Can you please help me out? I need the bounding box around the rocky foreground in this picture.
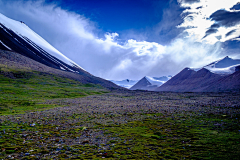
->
[0,90,240,159]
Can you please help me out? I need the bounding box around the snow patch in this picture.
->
[0,40,12,50]
[60,66,66,70]
[145,76,171,86]
[205,64,239,75]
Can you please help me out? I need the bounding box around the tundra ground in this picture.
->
[0,68,240,159]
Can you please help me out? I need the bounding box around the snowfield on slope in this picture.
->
[0,13,85,71]
[192,56,240,75]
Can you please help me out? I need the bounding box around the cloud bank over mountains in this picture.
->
[0,0,239,80]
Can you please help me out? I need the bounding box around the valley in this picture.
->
[0,49,239,159]
[0,11,239,160]
[0,69,240,159]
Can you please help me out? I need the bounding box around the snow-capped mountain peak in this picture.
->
[204,56,240,69]
[192,56,240,75]
[129,76,172,91]
[0,13,85,71]
[145,76,165,86]
[110,76,172,90]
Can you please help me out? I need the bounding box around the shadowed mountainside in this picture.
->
[0,49,123,90]
[155,67,234,92]
[204,68,240,92]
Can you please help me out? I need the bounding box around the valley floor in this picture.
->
[0,90,240,159]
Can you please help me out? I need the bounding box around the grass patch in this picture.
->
[103,113,240,159]
[0,68,108,115]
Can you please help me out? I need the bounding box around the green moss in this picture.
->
[102,113,240,159]
[0,69,109,115]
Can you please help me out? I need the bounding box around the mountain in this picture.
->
[130,76,171,91]
[145,76,172,87]
[203,67,240,92]
[156,68,223,92]
[156,56,240,92]
[0,13,121,89]
[194,56,240,75]
[130,77,155,91]
[0,13,86,73]
[111,76,171,89]
[204,56,240,69]
[236,65,240,72]
[110,79,137,89]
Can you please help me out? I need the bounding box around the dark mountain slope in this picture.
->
[156,68,224,92]
[0,49,122,90]
[236,65,240,72]
[188,68,223,90]
[155,68,196,92]
[204,68,240,92]
[163,68,196,86]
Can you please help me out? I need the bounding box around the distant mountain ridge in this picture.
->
[193,56,240,75]
[204,56,240,68]
[156,56,240,92]
[130,77,155,91]
[130,76,171,91]
[110,79,137,89]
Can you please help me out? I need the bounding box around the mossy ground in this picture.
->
[0,67,108,115]
[102,113,240,159]
[0,107,239,159]
[0,68,240,159]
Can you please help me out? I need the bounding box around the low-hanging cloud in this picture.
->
[0,0,236,80]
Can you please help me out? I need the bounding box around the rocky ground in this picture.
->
[0,90,240,159]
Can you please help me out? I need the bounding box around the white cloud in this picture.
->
[105,32,119,42]
[124,40,166,57]
[178,0,240,44]
[0,0,235,81]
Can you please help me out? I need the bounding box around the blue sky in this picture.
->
[44,0,183,44]
[45,0,169,32]
[0,0,239,80]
